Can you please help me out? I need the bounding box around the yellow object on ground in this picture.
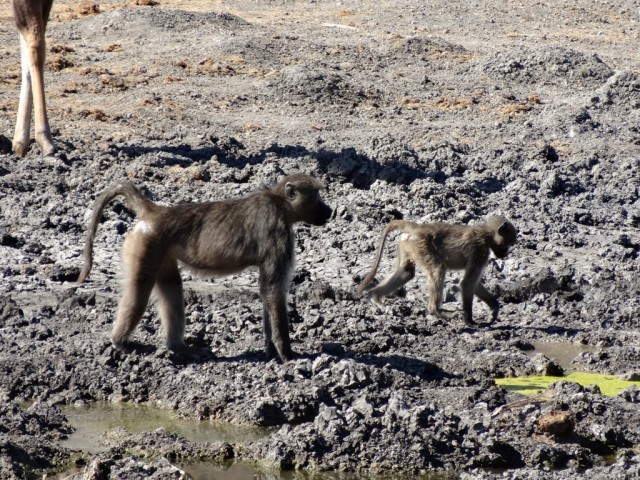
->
[495,372,640,396]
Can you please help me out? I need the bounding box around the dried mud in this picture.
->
[0,0,639,479]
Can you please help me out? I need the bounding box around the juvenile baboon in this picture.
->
[78,174,332,362]
[356,216,517,326]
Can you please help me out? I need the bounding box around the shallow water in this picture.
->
[60,401,272,453]
[181,463,454,480]
[526,341,597,371]
[57,401,453,480]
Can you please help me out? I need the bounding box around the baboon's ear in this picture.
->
[285,182,296,199]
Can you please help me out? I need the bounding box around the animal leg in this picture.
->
[111,234,161,351]
[154,256,188,353]
[475,282,500,322]
[13,3,55,157]
[13,33,34,157]
[366,241,416,311]
[426,266,450,318]
[260,280,292,362]
[460,265,483,327]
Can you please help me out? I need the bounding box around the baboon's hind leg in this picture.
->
[475,282,500,322]
[366,242,416,312]
[153,257,211,359]
[425,265,454,318]
[111,235,161,352]
[154,256,188,353]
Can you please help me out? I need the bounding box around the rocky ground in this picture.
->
[0,0,639,478]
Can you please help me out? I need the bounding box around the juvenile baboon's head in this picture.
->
[487,216,517,259]
[280,174,332,226]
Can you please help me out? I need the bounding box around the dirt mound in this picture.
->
[480,46,614,88]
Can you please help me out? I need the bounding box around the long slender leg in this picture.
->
[13,33,34,157]
[13,0,55,157]
[111,234,162,351]
[475,282,500,322]
[154,256,187,352]
[29,26,55,156]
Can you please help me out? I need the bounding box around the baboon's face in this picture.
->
[493,221,517,259]
[286,182,332,226]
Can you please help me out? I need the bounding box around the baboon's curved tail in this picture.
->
[77,181,155,284]
[356,220,417,295]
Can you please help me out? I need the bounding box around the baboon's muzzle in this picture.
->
[312,202,332,226]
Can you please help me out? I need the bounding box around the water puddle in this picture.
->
[59,401,271,453]
[181,463,454,480]
[525,341,597,372]
[54,402,453,480]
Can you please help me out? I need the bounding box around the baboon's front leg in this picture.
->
[460,266,483,327]
[260,280,292,362]
[475,282,500,322]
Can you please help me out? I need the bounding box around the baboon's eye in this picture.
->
[285,183,297,199]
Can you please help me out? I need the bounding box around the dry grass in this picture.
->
[78,0,101,16]
[47,56,75,71]
[434,96,474,110]
[499,93,542,117]
[104,44,124,53]
[78,108,109,121]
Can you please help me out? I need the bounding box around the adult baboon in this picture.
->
[357,216,517,326]
[78,174,332,362]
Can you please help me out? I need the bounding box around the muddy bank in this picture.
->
[1,0,639,478]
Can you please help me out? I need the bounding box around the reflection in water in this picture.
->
[60,402,271,453]
[526,341,597,371]
[182,462,455,480]
[58,402,456,480]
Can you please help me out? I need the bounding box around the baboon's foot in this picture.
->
[169,343,213,361]
[276,349,296,363]
[489,305,500,323]
[462,315,477,328]
[265,343,295,363]
[366,291,387,313]
[113,340,156,354]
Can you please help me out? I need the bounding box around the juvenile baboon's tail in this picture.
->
[77,181,155,284]
[356,220,417,295]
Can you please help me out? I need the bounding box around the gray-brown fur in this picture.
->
[357,216,517,326]
[78,173,332,362]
